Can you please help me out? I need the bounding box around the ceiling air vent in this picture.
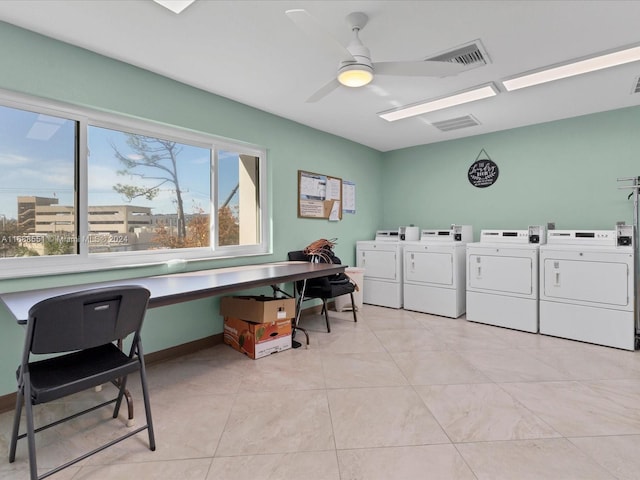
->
[634,76,640,94]
[431,115,480,132]
[426,40,489,66]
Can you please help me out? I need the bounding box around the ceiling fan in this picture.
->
[286,9,472,102]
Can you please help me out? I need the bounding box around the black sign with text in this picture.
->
[468,158,499,188]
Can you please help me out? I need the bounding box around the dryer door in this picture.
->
[467,248,536,297]
[542,252,632,308]
[357,244,399,281]
[405,247,453,286]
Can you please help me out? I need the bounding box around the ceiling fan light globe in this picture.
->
[338,65,373,87]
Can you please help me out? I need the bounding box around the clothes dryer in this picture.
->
[539,226,635,350]
[356,227,419,308]
[466,226,545,333]
[403,225,473,318]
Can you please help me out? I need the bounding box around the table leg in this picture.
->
[292,279,310,348]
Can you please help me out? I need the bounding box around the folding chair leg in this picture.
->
[322,299,331,333]
[136,341,156,451]
[349,292,358,323]
[112,376,136,427]
[8,384,44,480]
[24,380,38,480]
[9,388,23,463]
[116,339,135,424]
[113,376,129,419]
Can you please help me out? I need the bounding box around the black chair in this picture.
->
[287,250,357,333]
[9,285,156,480]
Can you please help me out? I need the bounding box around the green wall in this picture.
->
[0,21,383,396]
[381,106,640,236]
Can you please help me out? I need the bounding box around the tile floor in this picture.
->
[3,305,640,479]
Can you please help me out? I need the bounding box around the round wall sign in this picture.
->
[468,159,499,188]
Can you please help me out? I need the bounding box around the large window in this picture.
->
[0,92,268,278]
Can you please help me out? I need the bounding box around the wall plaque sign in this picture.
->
[468,149,499,188]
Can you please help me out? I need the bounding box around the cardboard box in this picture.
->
[220,295,296,324]
[223,316,292,359]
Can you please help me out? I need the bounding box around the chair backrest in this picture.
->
[287,250,310,262]
[26,285,150,355]
[288,249,343,265]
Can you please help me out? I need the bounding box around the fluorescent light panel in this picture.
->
[378,84,497,122]
[152,0,196,14]
[503,45,640,91]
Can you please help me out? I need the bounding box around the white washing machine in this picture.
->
[356,227,419,309]
[466,226,545,333]
[539,226,635,350]
[403,225,473,318]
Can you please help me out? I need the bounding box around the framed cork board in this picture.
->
[298,170,342,220]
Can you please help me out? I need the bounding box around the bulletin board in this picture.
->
[298,170,343,220]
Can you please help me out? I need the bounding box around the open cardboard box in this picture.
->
[220,295,295,324]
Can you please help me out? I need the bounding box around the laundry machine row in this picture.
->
[465,224,636,350]
[357,224,637,350]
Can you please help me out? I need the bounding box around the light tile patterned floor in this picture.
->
[3,305,640,479]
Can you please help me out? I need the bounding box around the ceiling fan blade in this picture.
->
[306,78,341,103]
[373,60,472,77]
[286,9,355,63]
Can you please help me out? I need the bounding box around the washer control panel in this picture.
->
[547,229,619,246]
[420,225,473,243]
[480,226,545,244]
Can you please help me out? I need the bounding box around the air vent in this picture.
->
[426,40,489,66]
[431,115,480,132]
[634,76,640,94]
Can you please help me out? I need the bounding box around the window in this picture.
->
[217,149,260,248]
[0,105,78,259]
[87,125,212,253]
[0,92,269,278]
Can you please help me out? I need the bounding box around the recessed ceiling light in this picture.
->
[377,84,498,122]
[502,44,640,91]
[152,0,196,14]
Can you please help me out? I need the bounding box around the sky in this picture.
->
[0,104,240,220]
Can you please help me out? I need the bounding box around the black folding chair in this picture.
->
[288,250,358,333]
[9,285,156,480]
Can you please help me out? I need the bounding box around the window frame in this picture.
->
[0,89,270,279]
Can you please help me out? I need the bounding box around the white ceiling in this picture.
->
[0,0,639,152]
